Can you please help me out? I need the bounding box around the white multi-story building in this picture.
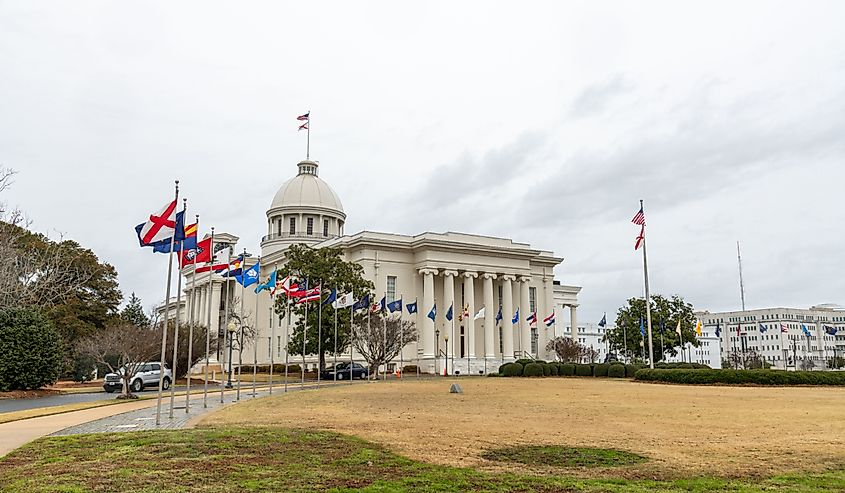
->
[697,304,845,369]
[172,158,583,375]
[661,326,722,369]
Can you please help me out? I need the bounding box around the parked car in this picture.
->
[320,362,369,380]
[103,362,172,393]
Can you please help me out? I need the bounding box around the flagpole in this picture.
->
[367,299,372,381]
[333,285,338,382]
[269,264,276,395]
[237,248,246,401]
[284,285,290,393]
[203,227,215,408]
[382,292,387,382]
[306,111,311,160]
[415,298,420,379]
[317,279,323,385]
[185,213,199,413]
[399,295,404,380]
[349,291,354,385]
[640,199,655,369]
[252,256,260,397]
[221,247,232,403]
[168,198,187,418]
[155,180,179,426]
[302,278,308,389]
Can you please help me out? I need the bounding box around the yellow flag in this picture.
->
[695,319,702,336]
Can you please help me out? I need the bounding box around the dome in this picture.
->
[268,160,344,215]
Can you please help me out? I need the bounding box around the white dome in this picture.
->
[269,160,344,215]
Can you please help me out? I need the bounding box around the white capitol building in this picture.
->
[178,158,582,374]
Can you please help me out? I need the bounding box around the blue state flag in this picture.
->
[378,296,386,312]
[825,325,838,336]
[759,323,768,333]
[598,314,606,327]
[322,288,337,307]
[427,303,437,321]
[352,294,370,312]
[715,322,721,338]
[236,261,260,287]
[446,303,454,322]
[406,300,417,314]
[639,317,645,337]
[495,307,503,324]
[512,308,519,324]
[254,270,276,294]
[801,324,812,337]
[387,298,403,313]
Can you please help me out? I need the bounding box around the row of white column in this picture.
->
[418,268,573,362]
[185,279,222,336]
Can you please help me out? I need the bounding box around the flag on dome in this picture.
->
[427,303,436,321]
[387,298,403,313]
[236,261,260,287]
[543,312,555,327]
[406,300,417,314]
[334,292,355,309]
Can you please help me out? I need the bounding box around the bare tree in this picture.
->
[546,336,588,363]
[76,322,160,398]
[351,312,418,378]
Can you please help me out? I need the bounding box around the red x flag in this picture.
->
[135,200,182,246]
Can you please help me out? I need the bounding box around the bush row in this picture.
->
[238,364,303,374]
[498,361,646,378]
[653,362,711,369]
[634,368,845,386]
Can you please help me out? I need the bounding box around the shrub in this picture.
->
[548,363,559,376]
[284,364,302,374]
[515,359,533,367]
[402,365,419,374]
[625,364,644,378]
[0,308,63,391]
[593,363,610,377]
[559,363,575,376]
[498,363,513,375]
[523,362,544,377]
[541,363,552,376]
[575,364,593,377]
[608,364,626,378]
[502,362,524,377]
[633,368,845,386]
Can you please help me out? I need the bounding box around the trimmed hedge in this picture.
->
[575,364,593,377]
[498,363,513,375]
[502,362,524,377]
[548,363,559,376]
[559,363,575,376]
[608,364,626,378]
[515,359,534,367]
[625,364,644,378]
[654,362,710,370]
[541,363,552,376]
[523,362,544,377]
[634,368,845,386]
[593,363,610,377]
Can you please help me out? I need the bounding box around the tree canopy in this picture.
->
[607,294,698,362]
[274,245,374,370]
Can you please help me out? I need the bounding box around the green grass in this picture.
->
[0,427,844,492]
[481,445,646,468]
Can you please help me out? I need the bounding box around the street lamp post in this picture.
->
[435,328,440,375]
[444,333,449,376]
[226,320,236,389]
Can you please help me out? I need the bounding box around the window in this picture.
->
[289,217,296,234]
[277,219,282,235]
[387,276,397,302]
[323,219,329,237]
[277,336,282,356]
[307,217,314,235]
[529,287,536,313]
[497,286,503,309]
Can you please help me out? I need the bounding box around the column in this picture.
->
[463,272,478,360]
[198,285,207,326]
[570,304,578,343]
[501,275,515,361]
[519,276,532,358]
[210,282,222,341]
[420,268,437,361]
[482,273,496,359]
[443,270,458,371]
[542,276,554,358]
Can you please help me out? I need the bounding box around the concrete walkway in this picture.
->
[0,380,347,457]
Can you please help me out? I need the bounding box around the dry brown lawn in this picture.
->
[199,378,845,479]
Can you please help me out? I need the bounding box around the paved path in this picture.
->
[0,385,196,413]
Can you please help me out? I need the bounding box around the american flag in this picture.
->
[297,112,309,121]
[631,207,645,225]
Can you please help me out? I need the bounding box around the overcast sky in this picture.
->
[2,1,844,322]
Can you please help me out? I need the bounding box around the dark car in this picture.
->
[320,362,369,380]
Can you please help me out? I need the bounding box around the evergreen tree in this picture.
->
[120,292,150,328]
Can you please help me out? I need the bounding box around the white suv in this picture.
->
[103,362,172,393]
